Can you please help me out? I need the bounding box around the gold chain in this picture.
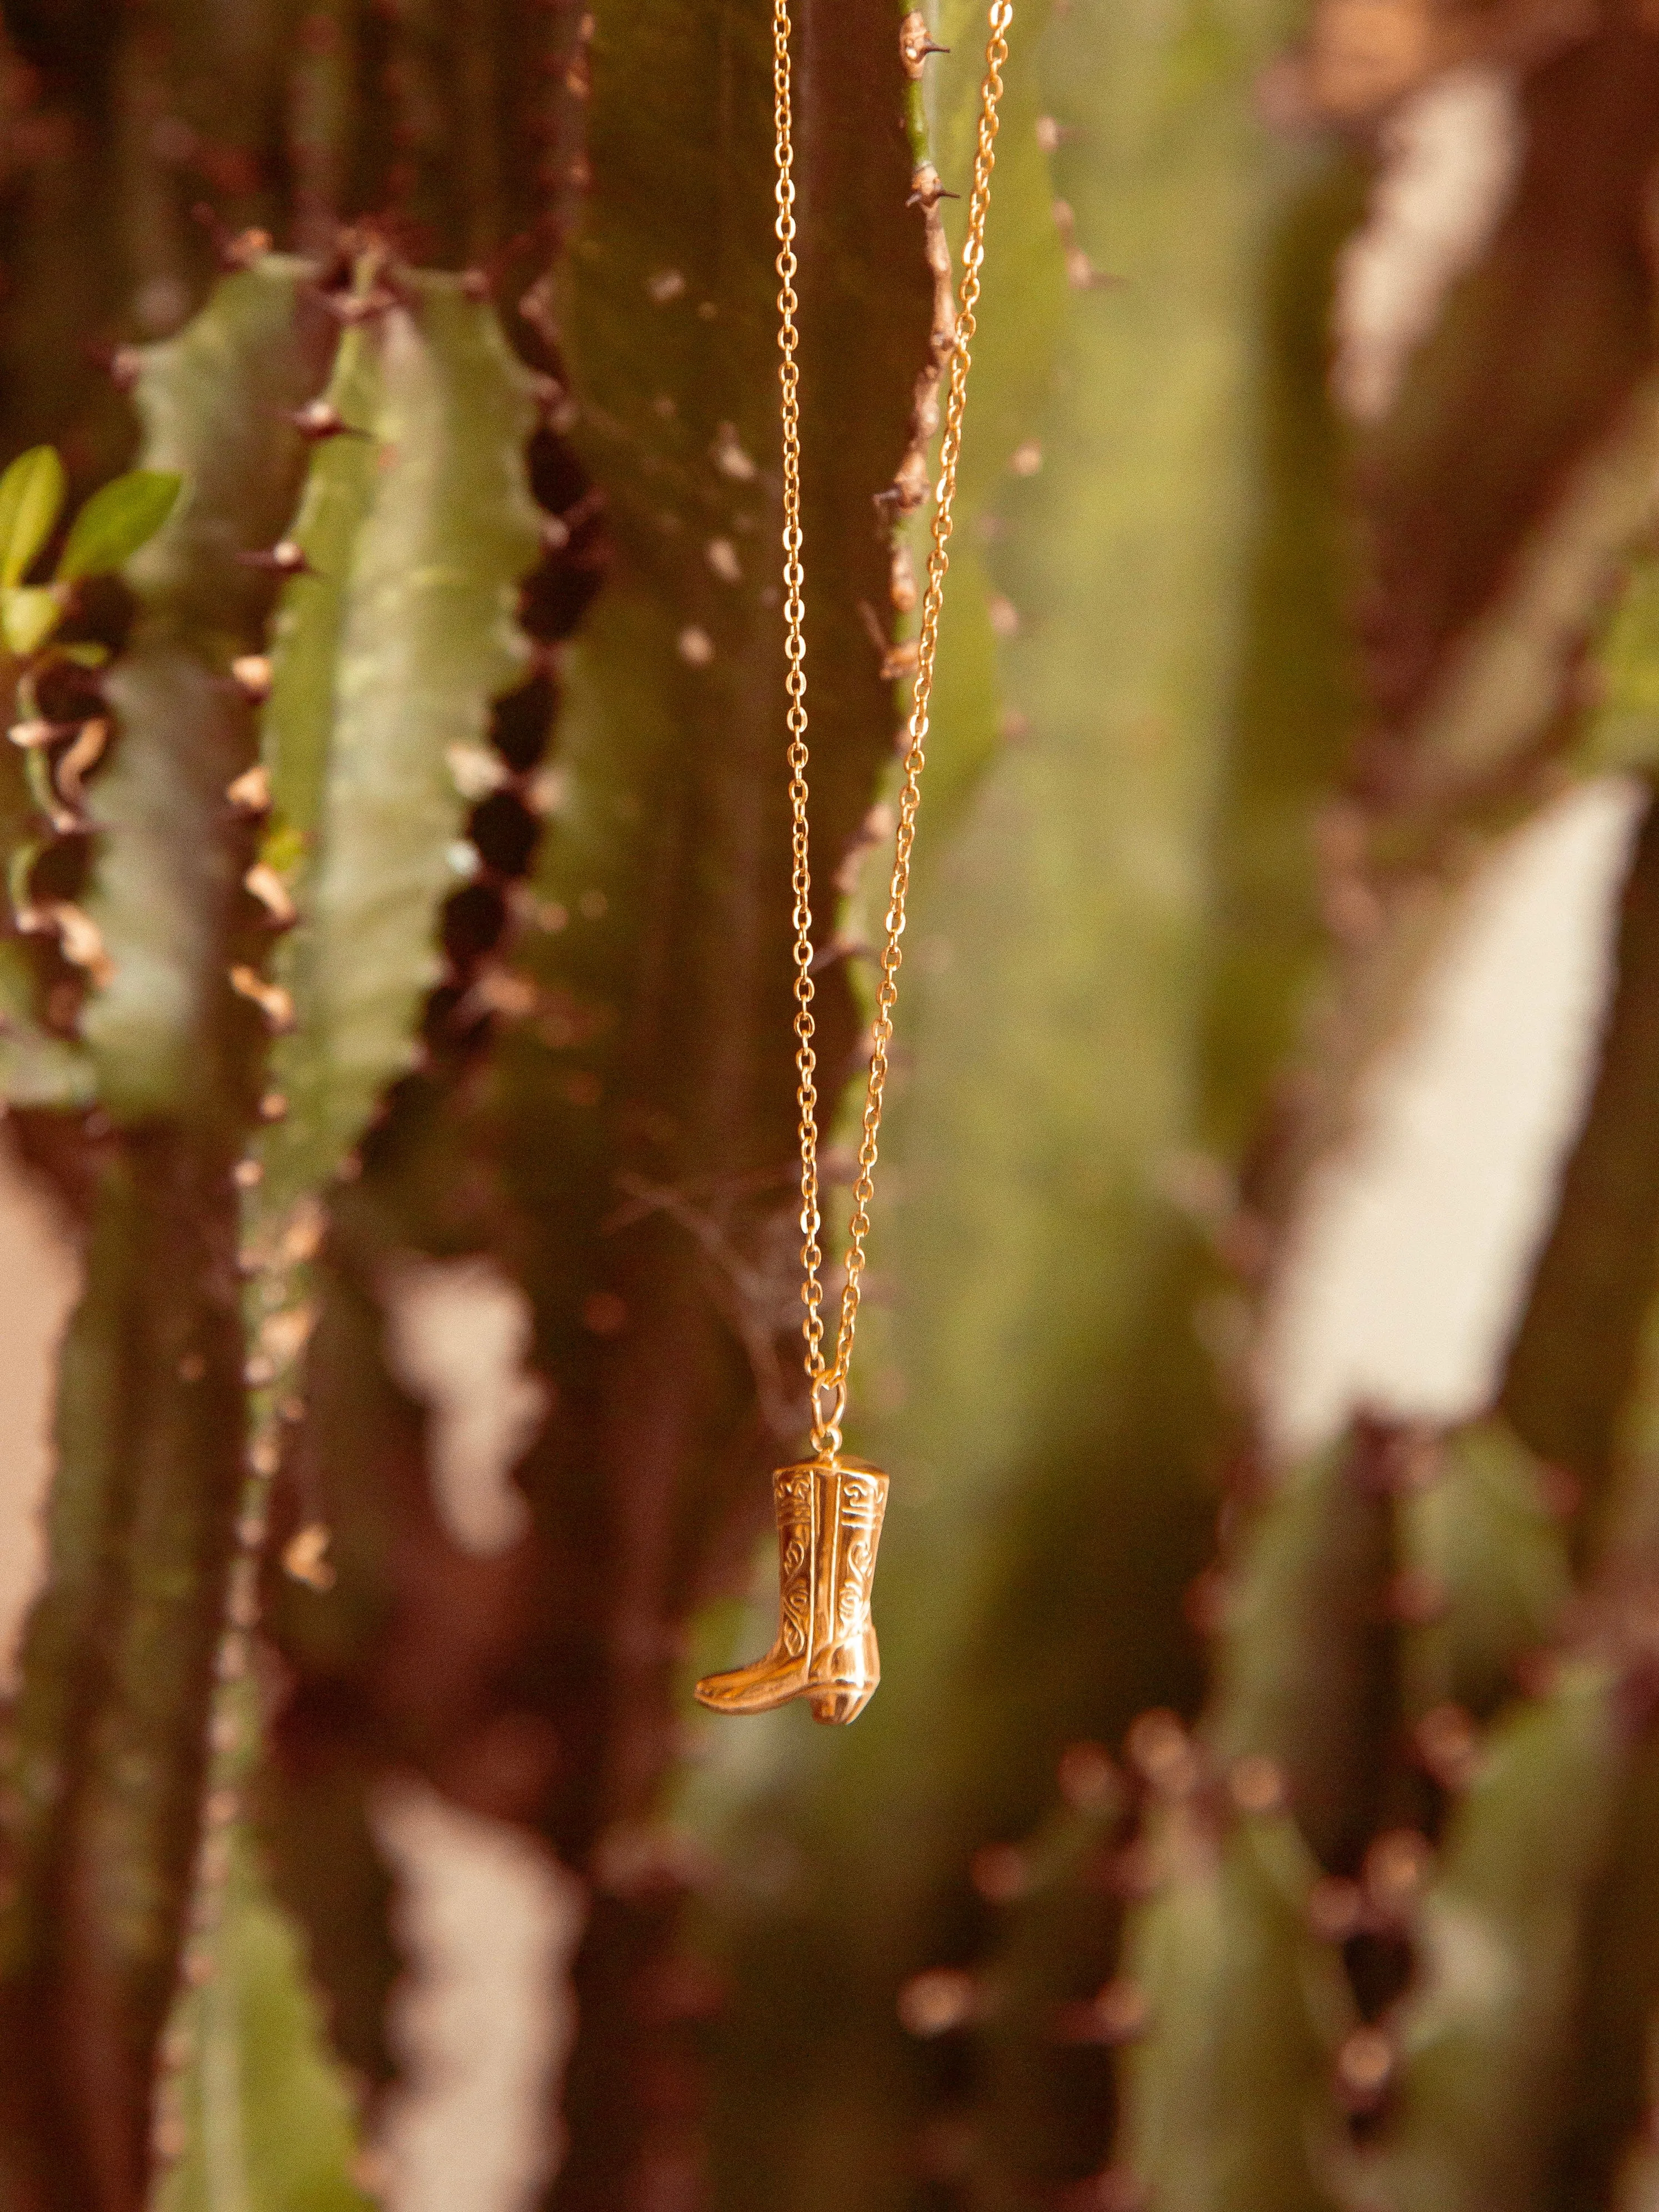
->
[774,0,1012,1460]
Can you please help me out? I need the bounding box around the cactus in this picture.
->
[0,222,544,2205]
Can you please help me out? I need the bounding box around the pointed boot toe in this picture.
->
[694,1656,808,1715]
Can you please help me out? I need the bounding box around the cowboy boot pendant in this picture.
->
[695,1458,889,1724]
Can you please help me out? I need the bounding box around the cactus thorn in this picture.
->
[1308,1874,1364,1943]
[1227,1751,1286,1815]
[54,717,108,810]
[89,341,144,392]
[230,653,273,702]
[226,762,272,814]
[1051,199,1122,290]
[288,399,365,443]
[33,901,114,984]
[1363,1828,1432,1924]
[283,1522,336,1591]
[1057,1740,1119,1811]
[244,861,297,927]
[1125,1708,1198,1797]
[889,539,917,614]
[1058,1975,1150,2047]
[229,963,295,1030]
[1415,1700,1482,1789]
[971,1841,1030,1904]
[1386,1565,1449,1626]
[150,2111,188,2165]
[193,204,272,269]
[882,637,921,683]
[1107,1836,1160,1899]
[322,285,399,326]
[897,1966,979,2038]
[711,423,758,482]
[1335,2024,1396,2110]
[240,539,314,577]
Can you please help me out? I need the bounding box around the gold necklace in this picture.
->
[696,0,1012,1725]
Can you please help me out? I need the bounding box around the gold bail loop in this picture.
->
[810,1372,846,1460]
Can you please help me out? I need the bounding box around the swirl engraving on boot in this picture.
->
[776,1471,813,1660]
[832,1475,885,1640]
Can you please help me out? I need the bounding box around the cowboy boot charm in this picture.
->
[695,1459,889,1725]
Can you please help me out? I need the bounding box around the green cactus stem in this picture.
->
[0,263,317,2212]
[148,258,541,2203]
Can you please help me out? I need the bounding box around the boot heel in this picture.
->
[806,1625,881,1726]
[810,1679,878,1726]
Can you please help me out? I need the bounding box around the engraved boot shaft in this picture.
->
[693,1462,819,1714]
[772,1465,817,1662]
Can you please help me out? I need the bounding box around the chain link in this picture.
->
[777,0,1013,1460]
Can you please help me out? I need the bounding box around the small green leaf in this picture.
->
[56,469,183,582]
[0,448,66,587]
[2,586,68,658]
